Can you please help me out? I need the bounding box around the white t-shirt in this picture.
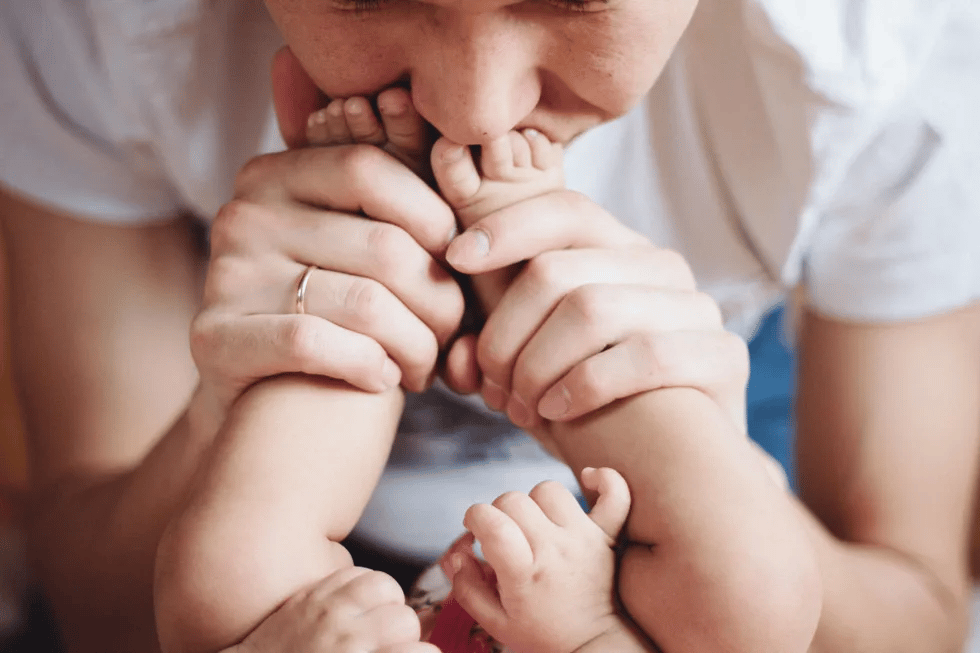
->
[2,0,978,559]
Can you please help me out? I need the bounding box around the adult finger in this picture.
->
[298,268,440,391]
[445,190,650,275]
[281,207,465,345]
[504,284,722,426]
[476,248,699,395]
[191,312,401,393]
[537,329,750,430]
[234,145,457,255]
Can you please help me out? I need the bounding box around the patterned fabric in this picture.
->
[408,564,509,653]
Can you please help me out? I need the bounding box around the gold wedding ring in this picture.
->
[295,264,317,315]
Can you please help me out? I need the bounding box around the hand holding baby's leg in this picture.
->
[450,470,635,653]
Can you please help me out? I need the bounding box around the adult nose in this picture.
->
[410,12,541,145]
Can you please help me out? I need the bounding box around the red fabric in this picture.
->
[427,596,488,653]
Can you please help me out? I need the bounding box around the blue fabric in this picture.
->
[746,305,798,490]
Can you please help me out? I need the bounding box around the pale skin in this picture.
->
[158,96,807,653]
[1,0,979,652]
[448,467,650,653]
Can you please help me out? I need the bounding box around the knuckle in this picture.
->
[720,331,750,379]
[234,153,274,193]
[530,480,569,503]
[363,570,405,603]
[564,284,607,328]
[574,358,607,400]
[364,223,415,276]
[635,333,669,381]
[278,318,324,368]
[660,249,697,290]
[188,313,220,366]
[210,200,270,254]
[522,252,566,291]
[343,277,389,327]
[493,490,528,512]
[203,255,250,301]
[338,143,388,186]
[693,291,724,326]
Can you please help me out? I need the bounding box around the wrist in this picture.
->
[573,617,657,653]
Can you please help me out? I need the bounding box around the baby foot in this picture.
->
[431,130,564,231]
[306,87,432,178]
[430,130,564,319]
[449,468,631,653]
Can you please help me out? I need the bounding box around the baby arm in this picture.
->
[551,389,821,653]
[154,376,419,653]
[450,467,656,653]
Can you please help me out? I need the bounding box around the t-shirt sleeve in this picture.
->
[803,115,979,322]
[758,0,980,322]
[0,2,184,224]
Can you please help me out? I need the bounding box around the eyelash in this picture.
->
[344,0,596,12]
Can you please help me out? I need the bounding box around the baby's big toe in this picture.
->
[431,137,483,210]
[378,87,429,159]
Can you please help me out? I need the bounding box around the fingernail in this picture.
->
[454,229,490,260]
[381,359,401,389]
[538,385,571,420]
[481,378,507,412]
[507,394,532,429]
[442,145,466,163]
[446,223,459,245]
[523,128,540,139]
[450,553,464,575]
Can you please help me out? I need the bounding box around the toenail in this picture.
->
[442,145,465,163]
[327,101,344,117]
[346,101,363,115]
[308,109,329,127]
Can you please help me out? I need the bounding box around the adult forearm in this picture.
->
[28,406,212,652]
[547,389,821,653]
[802,508,969,653]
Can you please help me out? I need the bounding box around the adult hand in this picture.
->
[234,567,439,653]
[188,47,465,440]
[443,190,749,442]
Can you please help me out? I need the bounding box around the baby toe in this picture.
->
[432,137,483,211]
[306,99,351,146]
[478,134,515,181]
[344,96,386,146]
[378,87,429,159]
[524,128,563,172]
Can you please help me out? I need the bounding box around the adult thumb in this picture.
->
[270,46,325,150]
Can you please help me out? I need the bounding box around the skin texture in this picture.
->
[264,0,698,147]
[2,0,979,652]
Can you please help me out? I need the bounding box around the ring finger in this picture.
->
[302,267,441,392]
